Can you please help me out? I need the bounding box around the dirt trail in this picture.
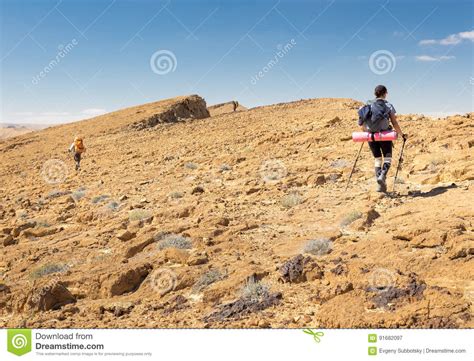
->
[0,96,472,328]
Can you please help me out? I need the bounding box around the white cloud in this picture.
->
[419,29,474,46]
[419,39,437,45]
[13,111,34,116]
[439,34,462,45]
[81,108,107,116]
[415,55,456,62]
[459,30,474,41]
[40,111,70,116]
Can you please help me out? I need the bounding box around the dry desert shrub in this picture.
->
[128,209,152,222]
[303,238,332,256]
[280,191,304,209]
[157,234,192,250]
[340,210,363,227]
[240,279,270,302]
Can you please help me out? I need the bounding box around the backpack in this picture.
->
[74,139,85,153]
[358,99,391,132]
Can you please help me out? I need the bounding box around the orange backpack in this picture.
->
[74,138,85,153]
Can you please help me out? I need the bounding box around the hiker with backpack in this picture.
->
[68,136,86,171]
[358,85,407,192]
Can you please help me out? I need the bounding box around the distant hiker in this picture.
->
[358,85,406,192]
[232,101,239,112]
[68,136,86,171]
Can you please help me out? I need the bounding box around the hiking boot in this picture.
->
[376,170,387,192]
[376,180,387,192]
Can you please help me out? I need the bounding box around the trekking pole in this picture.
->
[344,142,364,191]
[392,137,407,193]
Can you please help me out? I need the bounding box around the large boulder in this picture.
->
[28,280,76,311]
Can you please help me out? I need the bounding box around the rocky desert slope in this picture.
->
[0,95,472,328]
[0,125,36,140]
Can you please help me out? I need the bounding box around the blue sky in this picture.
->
[0,0,473,124]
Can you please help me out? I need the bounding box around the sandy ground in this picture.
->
[0,96,472,328]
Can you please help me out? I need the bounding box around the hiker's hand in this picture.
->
[402,133,408,141]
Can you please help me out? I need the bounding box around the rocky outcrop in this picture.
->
[130,95,210,130]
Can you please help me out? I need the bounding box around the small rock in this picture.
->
[258,320,270,328]
[119,195,128,201]
[63,203,75,211]
[2,235,16,247]
[23,227,60,238]
[2,227,12,235]
[117,230,136,242]
[12,221,36,237]
[187,252,209,266]
[177,208,191,218]
[191,186,205,195]
[216,217,230,227]
[315,175,326,185]
[246,187,260,195]
[162,248,189,264]
[65,196,75,204]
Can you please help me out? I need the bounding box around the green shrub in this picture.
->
[280,191,304,209]
[72,189,86,201]
[106,201,120,211]
[91,195,110,204]
[303,238,332,256]
[220,164,232,172]
[128,209,152,222]
[157,234,192,250]
[340,211,363,227]
[184,162,198,170]
[169,191,184,199]
[330,159,349,169]
[30,263,68,279]
[35,219,51,228]
[240,279,270,302]
[193,269,225,292]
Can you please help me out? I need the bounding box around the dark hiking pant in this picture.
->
[74,152,81,170]
[369,141,392,175]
